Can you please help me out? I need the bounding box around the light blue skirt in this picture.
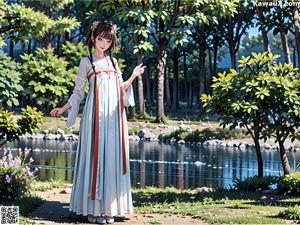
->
[69,71,133,217]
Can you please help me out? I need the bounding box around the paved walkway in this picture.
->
[27,185,207,225]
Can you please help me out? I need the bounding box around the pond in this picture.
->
[2,139,300,189]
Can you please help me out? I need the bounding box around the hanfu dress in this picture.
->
[66,54,134,217]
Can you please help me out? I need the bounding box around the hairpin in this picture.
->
[91,20,100,32]
[112,24,117,33]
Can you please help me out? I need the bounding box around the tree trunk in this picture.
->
[44,7,52,50]
[278,140,292,175]
[292,5,300,67]
[27,39,32,54]
[256,6,271,53]
[63,6,70,45]
[280,30,291,64]
[228,16,237,69]
[198,25,206,111]
[171,47,179,112]
[253,136,264,177]
[137,52,145,117]
[183,52,188,105]
[156,18,167,122]
[165,66,171,109]
[56,35,61,55]
[188,81,193,108]
[145,62,151,106]
[9,38,14,58]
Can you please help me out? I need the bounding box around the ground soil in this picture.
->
[27,184,208,225]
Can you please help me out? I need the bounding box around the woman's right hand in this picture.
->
[49,107,65,117]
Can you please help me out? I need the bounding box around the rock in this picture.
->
[59,134,66,141]
[32,133,44,139]
[158,124,168,128]
[44,134,60,140]
[203,141,209,146]
[57,128,64,135]
[206,139,223,146]
[59,189,68,194]
[178,140,185,144]
[179,124,188,130]
[190,187,213,195]
[41,129,49,135]
[170,137,177,143]
[138,128,157,141]
[137,130,145,139]
[194,161,205,167]
[263,143,272,150]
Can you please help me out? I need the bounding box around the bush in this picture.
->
[158,128,232,143]
[278,172,300,195]
[278,205,300,220]
[19,48,74,112]
[0,51,23,107]
[0,147,38,202]
[232,175,279,191]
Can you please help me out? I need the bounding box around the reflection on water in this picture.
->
[2,139,300,189]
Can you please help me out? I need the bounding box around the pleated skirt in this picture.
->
[69,73,133,217]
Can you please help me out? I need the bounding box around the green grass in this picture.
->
[132,186,300,224]
[31,179,70,192]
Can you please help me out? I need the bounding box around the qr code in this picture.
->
[0,206,19,225]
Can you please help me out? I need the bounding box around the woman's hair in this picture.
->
[86,20,118,72]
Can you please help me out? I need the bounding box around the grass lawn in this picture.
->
[2,180,299,224]
[132,186,300,224]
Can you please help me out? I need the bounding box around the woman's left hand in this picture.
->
[132,63,146,78]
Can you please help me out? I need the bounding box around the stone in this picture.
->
[57,128,64,135]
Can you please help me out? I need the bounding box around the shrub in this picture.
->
[0,51,23,107]
[0,147,38,201]
[277,172,300,195]
[232,175,279,191]
[19,48,74,112]
[278,205,300,220]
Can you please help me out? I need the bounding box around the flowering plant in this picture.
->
[0,147,38,201]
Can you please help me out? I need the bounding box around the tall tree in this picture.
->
[256,5,271,53]
[291,2,300,67]
[224,0,255,69]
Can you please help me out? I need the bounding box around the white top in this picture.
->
[66,55,135,128]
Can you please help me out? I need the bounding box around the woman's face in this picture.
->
[94,35,112,52]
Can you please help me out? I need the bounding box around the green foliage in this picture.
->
[17,106,44,135]
[0,106,43,145]
[278,205,300,221]
[0,147,38,202]
[201,51,300,174]
[232,175,279,191]
[0,51,23,107]
[0,0,79,46]
[20,48,73,111]
[158,128,248,143]
[278,172,300,195]
[0,1,52,45]
[61,41,89,69]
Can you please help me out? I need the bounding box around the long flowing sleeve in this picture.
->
[114,58,135,107]
[66,58,87,128]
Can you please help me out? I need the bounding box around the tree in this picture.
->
[224,0,255,70]
[202,51,300,176]
[0,106,43,146]
[256,5,271,53]
[261,3,294,64]
[19,48,73,113]
[0,51,23,107]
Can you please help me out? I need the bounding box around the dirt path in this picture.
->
[27,185,208,225]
